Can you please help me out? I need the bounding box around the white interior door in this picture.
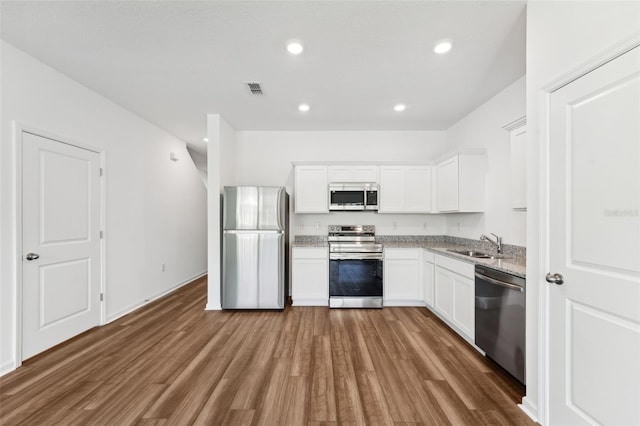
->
[22,131,102,360]
[547,46,640,425]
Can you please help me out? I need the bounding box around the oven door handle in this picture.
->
[475,273,524,292]
[330,253,384,260]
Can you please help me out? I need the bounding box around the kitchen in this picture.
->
[1,1,639,425]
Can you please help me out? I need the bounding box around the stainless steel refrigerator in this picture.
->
[222,186,289,309]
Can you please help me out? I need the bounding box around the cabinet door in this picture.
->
[328,165,354,182]
[353,165,379,182]
[379,166,406,212]
[434,267,454,320]
[452,274,474,338]
[328,165,379,183]
[384,259,422,302]
[292,248,328,305]
[510,127,527,209]
[406,166,432,212]
[436,156,459,212]
[423,260,435,308]
[295,166,328,213]
[384,249,422,304]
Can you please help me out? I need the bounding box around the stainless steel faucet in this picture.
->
[480,233,503,254]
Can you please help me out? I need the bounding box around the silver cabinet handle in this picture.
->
[545,272,564,285]
[26,253,40,261]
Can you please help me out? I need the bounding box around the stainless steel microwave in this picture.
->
[329,183,378,211]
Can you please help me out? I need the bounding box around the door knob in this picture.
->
[545,272,564,285]
[25,253,40,261]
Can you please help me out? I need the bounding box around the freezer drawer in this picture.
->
[222,231,285,309]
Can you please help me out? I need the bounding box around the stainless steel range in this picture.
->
[328,225,383,308]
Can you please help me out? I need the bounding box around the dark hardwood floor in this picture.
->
[0,276,535,425]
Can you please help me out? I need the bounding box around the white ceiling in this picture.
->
[1,1,526,153]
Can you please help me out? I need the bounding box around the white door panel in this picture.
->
[548,46,640,425]
[22,132,101,360]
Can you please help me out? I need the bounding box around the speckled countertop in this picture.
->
[291,236,328,248]
[293,235,526,278]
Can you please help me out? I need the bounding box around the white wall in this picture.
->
[526,1,640,422]
[0,42,208,374]
[234,131,448,236]
[443,76,526,246]
[206,114,237,310]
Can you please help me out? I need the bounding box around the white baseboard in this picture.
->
[291,299,329,307]
[0,360,17,377]
[106,270,207,323]
[205,302,222,310]
[519,397,539,423]
[382,299,425,307]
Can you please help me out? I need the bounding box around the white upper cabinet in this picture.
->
[503,116,527,210]
[379,165,433,213]
[435,152,486,212]
[294,165,328,213]
[328,165,379,183]
[379,166,406,212]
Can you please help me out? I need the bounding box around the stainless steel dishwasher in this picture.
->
[475,265,526,384]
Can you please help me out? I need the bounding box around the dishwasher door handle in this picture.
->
[475,273,524,292]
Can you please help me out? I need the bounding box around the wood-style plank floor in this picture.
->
[0,277,535,425]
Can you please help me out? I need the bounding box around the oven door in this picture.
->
[329,256,383,308]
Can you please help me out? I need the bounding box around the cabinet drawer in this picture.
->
[434,254,474,278]
[423,250,435,263]
[292,247,328,259]
[384,248,421,260]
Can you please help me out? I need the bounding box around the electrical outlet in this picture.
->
[161,263,166,272]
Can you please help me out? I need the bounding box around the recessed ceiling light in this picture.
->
[394,104,406,112]
[434,40,453,54]
[203,137,209,142]
[298,103,310,112]
[287,41,304,55]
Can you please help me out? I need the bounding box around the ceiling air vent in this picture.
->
[246,82,263,95]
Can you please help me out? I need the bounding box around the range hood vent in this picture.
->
[246,82,263,95]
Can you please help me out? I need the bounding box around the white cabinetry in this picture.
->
[294,165,328,213]
[384,248,423,306]
[379,165,433,213]
[504,116,527,210]
[291,247,329,306]
[328,165,379,183]
[422,250,435,308]
[436,153,486,212]
[433,254,475,342]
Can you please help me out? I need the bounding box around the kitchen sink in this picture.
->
[447,249,510,260]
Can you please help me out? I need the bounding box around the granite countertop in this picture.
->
[291,236,328,248]
[292,235,526,278]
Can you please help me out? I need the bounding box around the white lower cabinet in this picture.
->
[423,251,435,308]
[291,247,328,306]
[434,267,454,318]
[433,254,475,342]
[384,248,423,306]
